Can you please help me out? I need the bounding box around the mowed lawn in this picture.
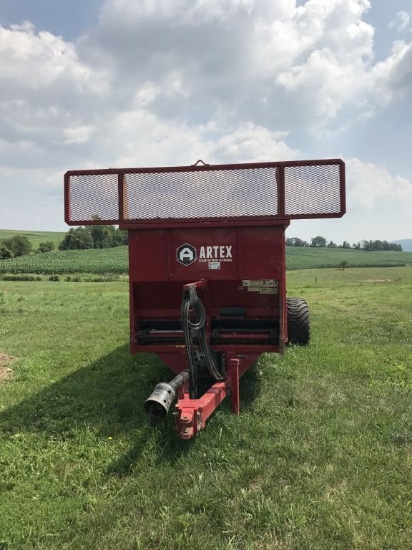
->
[0,267,411,549]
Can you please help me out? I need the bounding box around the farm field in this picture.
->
[0,247,129,277]
[0,229,65,250]
[0,266,411,549]
[286,245,412,269]
[1,245,412,276]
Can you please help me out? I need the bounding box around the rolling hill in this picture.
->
[393,239,412,252]
[0,229,65,249]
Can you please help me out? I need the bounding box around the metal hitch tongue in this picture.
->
[144,370,189,425]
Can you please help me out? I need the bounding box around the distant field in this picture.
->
[286,246,412,269]
[1,243,412,276]
[0,247,129,276]
[0,229,65,249]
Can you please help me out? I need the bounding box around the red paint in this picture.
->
[64,159,346,439]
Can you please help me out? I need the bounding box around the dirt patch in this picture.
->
[0,353,15,382]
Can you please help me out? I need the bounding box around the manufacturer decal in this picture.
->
[176,243,234,266]
[199,245,232,263]
[176,243,197,266]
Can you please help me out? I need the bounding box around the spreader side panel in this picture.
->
[64,159,345,225]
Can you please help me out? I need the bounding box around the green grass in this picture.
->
[286,246,412,269]
[1,245,412,277]
[0,267,411,549]
[0,229,65,250]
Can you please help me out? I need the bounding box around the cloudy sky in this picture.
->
[0,0,411,244]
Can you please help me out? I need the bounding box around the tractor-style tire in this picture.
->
[286,298,310,346]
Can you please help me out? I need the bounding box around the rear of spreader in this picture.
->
[65,159,345,438]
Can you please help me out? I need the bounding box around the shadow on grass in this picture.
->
[0,344,261,471]
[0,345,162,437]
[107,363,262,475]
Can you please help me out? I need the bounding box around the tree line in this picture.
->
[0,226,128,259]
[0,235,35,259]
[58,225,128,250]
[286,236,403,251]
[0,230,403,259]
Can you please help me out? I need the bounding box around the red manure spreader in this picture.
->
[64,159,345,439]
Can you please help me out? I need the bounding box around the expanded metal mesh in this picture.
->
[124,167,278,220]
[65,160,345,224]
[284,163,342,216]
[68,173,119,222]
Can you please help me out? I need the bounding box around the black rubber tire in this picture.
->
[286,297,310,346]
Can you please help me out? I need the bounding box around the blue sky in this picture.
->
[0,0,411,244]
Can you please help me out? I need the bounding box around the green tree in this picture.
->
[37,241,55,253]
[90,225,110,248]
[59,225,128,250]
[0,242,14,259]
[59,227,93,250]
[91,224,126,248]
[112,228,128,246]
[286,237,309,247]
[361,239,403,252]
[311,236,327,247]
[2,235,32,257]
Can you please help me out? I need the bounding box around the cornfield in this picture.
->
[0,247,128,275]
[0,246,411,276]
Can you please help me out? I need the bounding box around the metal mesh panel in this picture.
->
[65,160,345,225]
[68,173,119,222]
[284,164,342,216]
[124,167,278,220]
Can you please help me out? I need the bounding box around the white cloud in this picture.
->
[210,124,298,163]
[389,11,410,33]
[0,22,108,95]
[75,0,412,135]
[2,0,410,157]
[63,126,94,144]
[347,158,412,209]
[0,0,412,242]
[371,40,412,103]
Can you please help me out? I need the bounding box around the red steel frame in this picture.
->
[64,159,346,439]
[64,159,346,227]
[125,221,290,438]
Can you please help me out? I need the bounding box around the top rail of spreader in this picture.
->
[64,159,345,226]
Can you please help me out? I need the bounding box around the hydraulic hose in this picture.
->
[181,286,223,398]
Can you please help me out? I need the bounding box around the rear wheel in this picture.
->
[287,298,310,346]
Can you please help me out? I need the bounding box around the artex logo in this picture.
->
[176,243,197,266]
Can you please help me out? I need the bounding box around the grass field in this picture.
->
[1,245,412,277]
[0,267,411,549]
[0,229,65,250]
[286,246,412,269]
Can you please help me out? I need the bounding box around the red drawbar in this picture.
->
[176,358,241,439]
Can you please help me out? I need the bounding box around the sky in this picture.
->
[0,0,411,245]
